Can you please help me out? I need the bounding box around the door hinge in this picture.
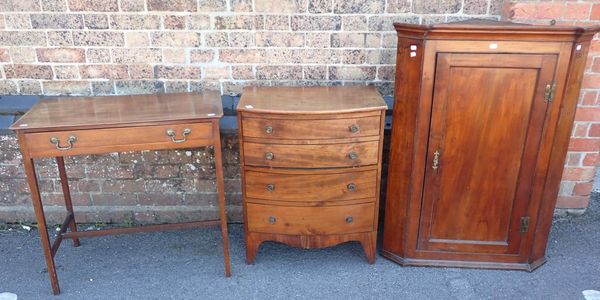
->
[544,82,556,102]
[519,216,530,234]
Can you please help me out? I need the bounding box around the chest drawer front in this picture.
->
[245,170,377,202]
[25,122,213,158]
[247,202,375,235]
[243,141,379,168]
[242,116,381,140]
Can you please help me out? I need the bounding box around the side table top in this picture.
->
[237,86,387,114]
[10,92,223,132]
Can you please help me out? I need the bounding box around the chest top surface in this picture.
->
[237,86,387,114]
[10,92,223,132]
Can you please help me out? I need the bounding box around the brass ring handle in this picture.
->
[349,124,359,133]
[166,128,191,143]
[265,152,274,160]
[268,216,276,224]
[50,136,77,151]
[266,184,275,192]
[346,216,353,224]
[265,125,273,134]
[347,183,357,192]
[348,152,358,160]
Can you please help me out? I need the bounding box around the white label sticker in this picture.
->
[245,105,253,109]
[576,44,582,51]
[489,43,498,49]
[207,113,215,117]
[19,124,28,127]
[410,45,417,51]
[410,52,416,57]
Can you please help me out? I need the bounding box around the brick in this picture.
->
[304,65,327,80]
[31,13,84,29]
[190,49,214,63]
[47,31,73,46]
[202,66,230,80]
[343,49,366,64]
[163,15,187,30]
[378,66,395,80]
[219,49,265,63]
[110,15,161,30]
[291,16,341,31]
[231,0,253,12]
[575,107,600,121]
[256,32,304,47]
[187,15,211,29]
[125,32,150,47]
[329,66,376,80]
[368,15,419,31]
[463,0,487,14]
[0,48,9,62]
[43,81,91,96]
[415,0,461,14]
[343,16,368,31]
[0,0,40,11]
[190,80,220,92]
[53,65,80,79]
[572,123,589,137]
[562,3,591,20]
[18,80,42,94]
[41,0,67,11]
[387,0,411,13]
[74,31,125,46]
[229,32,255,47]
[37,48,85,63]
[556,195,589,209]
[205,32,229,47]
[165,81,190,92]
[93,193,137,205]
[561,167,596,181]
[155,66,201,79]
[367,49,396,64]
[583,153,599,166]
[77,180,101,192]
[568,138,600,151]
[331,33,380,48]
[264,15,289,30]
[558,181,575,196]
[115,80,165,94]
[573,182,593,196]
[300,49,342,64]
[232,66,255,80]
[4,65,53,79]
[0,31,46,46]
[120,0,145,11]
[5,14,32,29]
[509,3,563,20]
[256,65,302,80]
[589,124,600,137]
[309,0,332,13]
[86,48,111,63]
[9,47,36,63]
[80,65,129,79]
[128,65,154,79]
[592,4,600,21]
[215,15,264,30]
[306,33,330,48]
[162,48,187,64]
[580,90,599,106]
[84,14,109,29]
[199,0,227,11]
[91,81,115,95]
[334,0,384,13]
[148,0,196,11]
[112,48,162,63]
[566,151,582,167]
[151,32,201,47]
[68,0,118,11]
[255,0,307,12]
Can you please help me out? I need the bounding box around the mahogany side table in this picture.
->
[10,92,231,295]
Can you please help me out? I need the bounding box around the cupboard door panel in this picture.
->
[417,53,557,255]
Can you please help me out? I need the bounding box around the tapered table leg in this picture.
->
[23,157,61,295]
[56,157,80,247]
[213,126,231,277]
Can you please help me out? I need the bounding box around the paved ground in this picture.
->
[1,197,599,300]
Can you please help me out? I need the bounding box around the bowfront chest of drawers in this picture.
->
[237,86,387,264]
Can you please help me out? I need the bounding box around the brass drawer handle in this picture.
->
[265,125,273,134]
[266,184,275,192]
[50,136,77,151]
[166,128,191,143]
[349,124,359,133]
[347,183,356,192]
[265,152,274,160]
[348,152,358,160]
[346,216,353,224]
[268,216,276,224]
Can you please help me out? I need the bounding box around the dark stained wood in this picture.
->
[237,86,387,114]
[12,92,231,294]
[382,20,600,271]
[10,92,223,132]
[237,86,386,264]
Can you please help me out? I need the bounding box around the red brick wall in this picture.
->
[505,0,600,211]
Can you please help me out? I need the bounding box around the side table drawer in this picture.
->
[245,169,377,202]
[246,202,375,235]
[242,115,381,139]
[24,122,213,158]
[243,141,379,168]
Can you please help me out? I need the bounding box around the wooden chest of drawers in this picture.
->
[237,86,387,264]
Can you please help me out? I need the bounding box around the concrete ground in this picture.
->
[1,197,599,300]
